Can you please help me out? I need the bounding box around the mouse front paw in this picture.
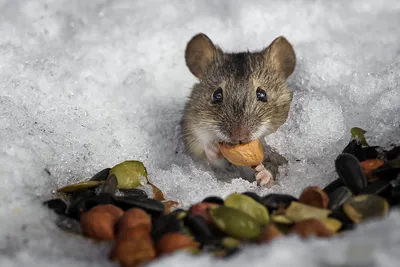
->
[204,143,233,171]
[254,164,275,187]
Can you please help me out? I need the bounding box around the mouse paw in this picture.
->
[205,143,232,171]
[254,164,275,187]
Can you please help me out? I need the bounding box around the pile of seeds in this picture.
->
[43,128,400,267]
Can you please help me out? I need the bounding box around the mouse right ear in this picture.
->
[185,33,218,79]
[263,36,296,79]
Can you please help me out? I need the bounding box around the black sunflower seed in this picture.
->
[202,196,224,205]
[327,186,352,210]
[89,168,111,181]
[261,193,297,212]
[323,178,345,195]
[185,215,213,239]
[113,196,164,216]
[151,213,185,242]
[118,188,148,199]
[242,191,263,204]
[43,199,67,215]
[97,174,118,196]
[335,153,368,195]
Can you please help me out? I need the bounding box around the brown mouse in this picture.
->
[180,33,296,186]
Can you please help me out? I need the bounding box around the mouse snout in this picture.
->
[229,124,251,144]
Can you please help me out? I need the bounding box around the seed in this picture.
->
[113,197,165,216]
[89,168,111,181]
[285,201,331,222]
[321,218,342,233]
[343,194,389,223]
[109,160,148,189]
[327,186,352,210]
[224,193,269,225]
[335,153,368,195]
[56,181,104,193]
[298,186,329,209]
[97,174,118,196]
[202,196,224,205]
[261,193,297,212]
[209,206,262,240]
[242,191,263,204]
[185,215,213,239]
[43,199,67,215]
[188,202,220,224]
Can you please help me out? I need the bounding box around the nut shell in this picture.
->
[218,139,264,167]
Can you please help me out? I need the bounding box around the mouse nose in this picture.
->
[229,125,251,143]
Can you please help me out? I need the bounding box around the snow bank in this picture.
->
[0,0,399,266]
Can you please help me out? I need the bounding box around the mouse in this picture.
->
[180,32,296,187]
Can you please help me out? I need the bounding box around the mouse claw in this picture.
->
[254,164,275,187]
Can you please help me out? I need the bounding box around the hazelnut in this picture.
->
[80,204,123,241]
[258,224,283,243]
[117,208,152,233]
[156,232,200,255]
[298,186,329,209]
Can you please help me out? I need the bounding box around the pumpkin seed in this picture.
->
[56,181,104,193]
[321,218,342,232]
[209,206,262,240]
[350,127,369,147]
[343,194,389,223]
[224,193,269,225]
[109,160,148,189]
[271,214,293,225]
[285,201,331,222]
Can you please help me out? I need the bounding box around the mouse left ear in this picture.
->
[185,33,219,79]
[263,36,296,79]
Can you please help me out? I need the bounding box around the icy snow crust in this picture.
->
[0,0,399,266]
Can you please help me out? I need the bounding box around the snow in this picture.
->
[0,0,399,266]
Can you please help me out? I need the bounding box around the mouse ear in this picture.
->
[263,36,296,79]
[185,33,218,79]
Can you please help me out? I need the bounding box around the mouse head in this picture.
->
[184,33,296,145]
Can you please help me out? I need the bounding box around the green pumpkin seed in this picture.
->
[221,237,241,249]
[343,194,389,223]
[209,206,261,240]
[285,201,331,221]
[350,127,369,146]
[56,181,104,193]
[271,214,293,225]
[321,218,342,233]
[109,160,148,189]
[224,193,269,225]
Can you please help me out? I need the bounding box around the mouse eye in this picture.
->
[211,87,223,104]
[256,87,268,102]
